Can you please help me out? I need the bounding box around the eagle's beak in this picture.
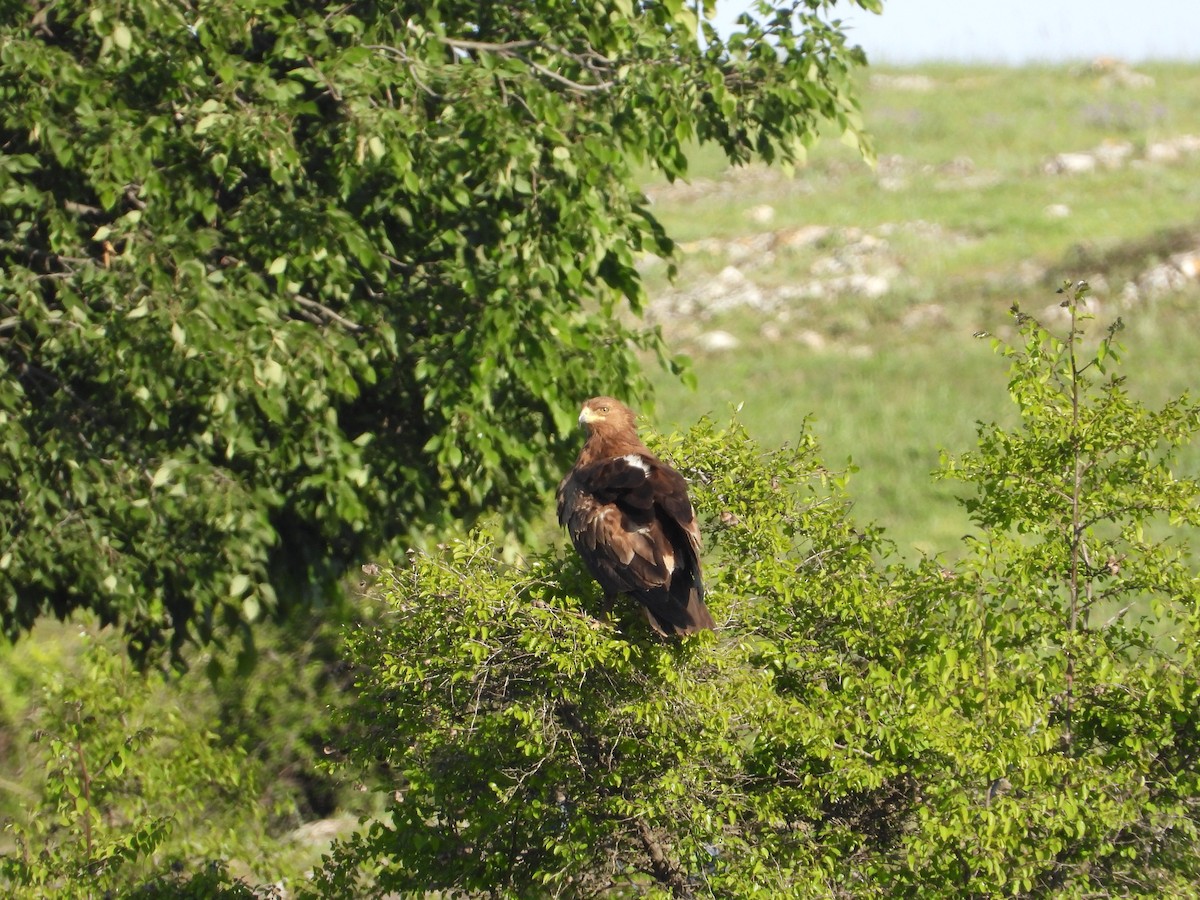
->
[579,406,600,426]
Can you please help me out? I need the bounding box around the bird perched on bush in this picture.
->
[557,397,713,636]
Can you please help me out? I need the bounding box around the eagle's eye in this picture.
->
[599,405,610,413]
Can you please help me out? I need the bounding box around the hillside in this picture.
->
[641,62,1200,554]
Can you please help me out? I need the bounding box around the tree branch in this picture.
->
[523,58,614,93]
[438,35,616,93]
[293,295,364,333]
[635,817,693,898]
[64,200,104,217]
[440,37,541,53]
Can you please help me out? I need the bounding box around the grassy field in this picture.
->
[639,62,1200,556]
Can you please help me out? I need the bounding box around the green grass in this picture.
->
[656,329,1013,555]
[640,63,1200,556]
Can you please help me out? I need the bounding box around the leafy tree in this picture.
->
[928,283,1200,894]
[310,289,1200,897]
[0,0,878,654]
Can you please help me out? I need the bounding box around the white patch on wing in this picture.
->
[622,454,650,475]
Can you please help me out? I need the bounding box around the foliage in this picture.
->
[0,0,876,656]
[929,283,1200,894]
[312,289,1200,897]
[0,632,283,898]
[128,862,276,900]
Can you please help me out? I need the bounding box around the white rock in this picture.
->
[724,232,776,263]
[870,73,936,92]
[851,274,891,299]
[697,330,740,352]
[795,329,827,350]
[1146,141,1181,164]
[678,237,725,257]
[1147,135,1200,164]
[1173,252,1200,279]
[747,204,775,225]
[1093,141,1134,169]
[811,256,847,276]
[775,224,832,250]
[1044,152,1096,175]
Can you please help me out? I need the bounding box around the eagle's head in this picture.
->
[578,396,637,437]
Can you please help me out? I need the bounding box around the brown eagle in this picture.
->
[557,397,714,636]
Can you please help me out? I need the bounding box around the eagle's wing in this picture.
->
[559,454,666,593]
[558,453,709,634]
[647,464,703,561]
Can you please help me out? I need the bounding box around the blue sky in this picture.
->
[713,1,1200,65]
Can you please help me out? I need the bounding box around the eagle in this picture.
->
[557,397,714,636]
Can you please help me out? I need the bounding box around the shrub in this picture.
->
[0,631,283,898]
[310,415,914,897]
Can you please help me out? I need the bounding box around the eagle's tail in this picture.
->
[641,585,714,637]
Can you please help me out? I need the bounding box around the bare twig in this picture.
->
[523,57,614,93]
[439,35,617,93]
[364,43,411,61]
[305,55,343,102]
[123,184,147,211]
[64,200,104,217]
[364,44,438,96]
[440,37,541,53]
[293,295,364,333]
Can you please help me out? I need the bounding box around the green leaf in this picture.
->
[194,113,220,135]
[150,462,175,487]
[241,593,261,621]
